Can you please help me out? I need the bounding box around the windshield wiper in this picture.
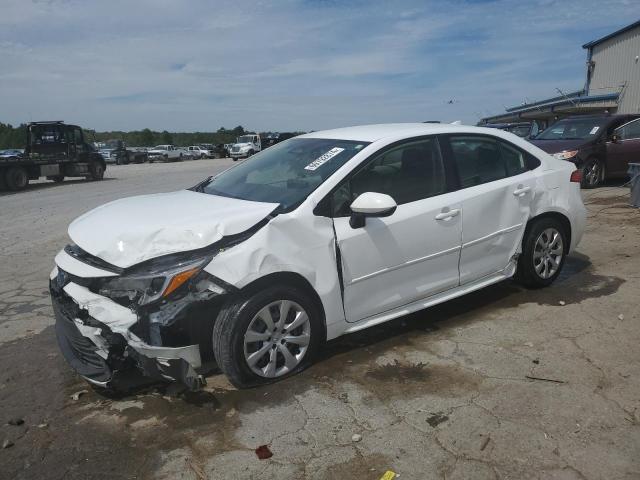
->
[191,176,212,192]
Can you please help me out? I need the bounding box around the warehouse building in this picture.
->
[479,20,640,129]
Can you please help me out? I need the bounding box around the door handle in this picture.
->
[513,185,531,196]
[435,208,460,221]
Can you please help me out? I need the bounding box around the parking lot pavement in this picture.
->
[1,168,639,480]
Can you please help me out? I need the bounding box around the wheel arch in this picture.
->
[239,271,327,341]
[525,211,572,250]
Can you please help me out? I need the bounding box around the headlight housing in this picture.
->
[552,150,578,160]
[95,254,226,306]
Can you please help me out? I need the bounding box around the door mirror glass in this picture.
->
[349,192,397,228]
[611,133,620,143]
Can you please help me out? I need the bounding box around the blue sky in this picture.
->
[0,0,637,132]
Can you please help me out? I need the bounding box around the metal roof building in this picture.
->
[479,20,640,127]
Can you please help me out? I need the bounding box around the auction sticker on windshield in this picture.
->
[304,147,345,171]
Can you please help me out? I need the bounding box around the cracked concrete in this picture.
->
[1,163,639,479]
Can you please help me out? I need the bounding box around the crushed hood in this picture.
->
[68,190,278,268]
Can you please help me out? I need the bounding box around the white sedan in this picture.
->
[50,123,586,391]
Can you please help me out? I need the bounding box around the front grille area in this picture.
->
[51,285,112,383]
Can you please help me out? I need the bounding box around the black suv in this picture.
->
[531,114,640,188]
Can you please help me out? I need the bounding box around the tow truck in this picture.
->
[0,121,106,191]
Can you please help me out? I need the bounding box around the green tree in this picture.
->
[140,128,154,146]
[161,130,173,145]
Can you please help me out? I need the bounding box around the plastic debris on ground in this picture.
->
[255,445,273,460]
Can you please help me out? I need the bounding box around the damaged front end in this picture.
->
[50,245,235,392]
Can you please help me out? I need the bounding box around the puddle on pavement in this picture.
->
[528,254,624,305]
[363,361,483,399]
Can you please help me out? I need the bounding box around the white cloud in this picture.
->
[0,0,635,131]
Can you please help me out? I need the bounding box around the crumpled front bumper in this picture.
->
[50,273,206,391]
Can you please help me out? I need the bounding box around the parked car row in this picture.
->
[95,143,228,164]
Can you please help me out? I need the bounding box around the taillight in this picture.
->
[570,170,582,183]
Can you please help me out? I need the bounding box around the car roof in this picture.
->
[298,123,511,143]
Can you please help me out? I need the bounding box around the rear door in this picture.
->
[607,118,640,175]
[331,137,462,322]
[442,135,537,285]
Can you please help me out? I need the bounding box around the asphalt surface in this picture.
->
[1,160,639,480]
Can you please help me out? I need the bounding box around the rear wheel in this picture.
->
[5,166,29,191]
[581,158,604,188]
[89,161,105,181]
[48,175,64,183]
[213,285,323,388]
[515,217,567,288]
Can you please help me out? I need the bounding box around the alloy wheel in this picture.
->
[533,227,564,279]
[243,300,311,378]
[584,160,601,187]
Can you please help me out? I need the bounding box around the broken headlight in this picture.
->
[96,255,226,306]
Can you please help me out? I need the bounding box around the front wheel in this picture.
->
[581,158,604,188]
[515,217,567,289]
[212,285,323,388]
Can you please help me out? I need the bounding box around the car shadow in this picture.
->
[0,177,116,197]
[314,252,600,364]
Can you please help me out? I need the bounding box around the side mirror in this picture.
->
[611,134,620,143]
[349,192,397,228]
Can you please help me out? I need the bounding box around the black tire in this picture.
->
[248,149,255,157]
[515,217,568,289]
[178,154,183,161]
[0,171,6,191]
[89,161,105,181]
[233,158,238,162]
[213,285,324,389]
[48,175,64,183]
[581,157,604,189]
[5,166,29,191]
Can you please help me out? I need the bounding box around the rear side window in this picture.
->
[449,136,504,187]
[448,136,536,188]
[500,141,527,176]
[331,138,446,216]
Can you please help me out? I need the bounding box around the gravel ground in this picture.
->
[0,161,639,480]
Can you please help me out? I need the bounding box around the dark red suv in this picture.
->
[531,114,640,188]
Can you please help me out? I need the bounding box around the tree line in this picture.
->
[0,123,256,149]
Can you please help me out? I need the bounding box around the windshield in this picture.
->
[237,136,255,143]
[201,138,369,210]
[536,118,608,140]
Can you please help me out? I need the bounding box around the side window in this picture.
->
[499,141,527,176]
[73,128,83,144]
[331,138,446,216]
[617,119,640,140]
[449,136,505,187]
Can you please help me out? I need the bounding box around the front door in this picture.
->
[330,137,462,323]
[443,135,536,284]
[607,118,640,176]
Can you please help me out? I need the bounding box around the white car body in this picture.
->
[147,145,182,161]
[50,123,586,390]
[230,134,261,159]
[187,146,211,158]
